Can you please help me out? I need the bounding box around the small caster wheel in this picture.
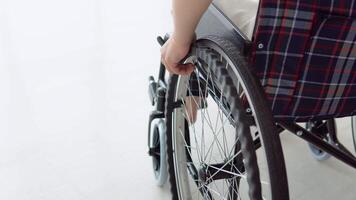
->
[306,119,336,161]
[148,118,168,186]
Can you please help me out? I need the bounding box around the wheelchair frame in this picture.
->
[148,3,356,199]
[196,4,356,170]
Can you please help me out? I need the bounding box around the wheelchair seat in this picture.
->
[251,0,356,121]
[213,0,259,40]
[197,1,356,122]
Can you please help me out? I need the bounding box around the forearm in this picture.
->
[171,0,212,45]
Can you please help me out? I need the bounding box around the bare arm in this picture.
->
[161,0,212,75]
[172,0,212,45]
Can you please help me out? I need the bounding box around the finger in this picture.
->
[161,53,178,75]
[162,61,174,74]
[175,63,195,75]
[166,66,174,74]
[163,57,182,75]
[160,53,174,74]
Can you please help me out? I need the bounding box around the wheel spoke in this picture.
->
[185,80,226,161]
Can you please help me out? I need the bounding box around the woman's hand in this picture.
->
[162,0,212,75]
[160,36,195,75]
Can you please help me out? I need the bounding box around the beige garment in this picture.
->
[213,0,259,39]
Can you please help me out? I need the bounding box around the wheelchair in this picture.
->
[147,1,356,199]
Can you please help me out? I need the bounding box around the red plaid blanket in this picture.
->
[251,0,356,122]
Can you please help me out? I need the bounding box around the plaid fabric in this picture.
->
[251,0,356,122]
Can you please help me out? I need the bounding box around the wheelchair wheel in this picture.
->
[165,36,288,200]
[148,118,168,186]
[147,60,169,186]
[306,119,336,161]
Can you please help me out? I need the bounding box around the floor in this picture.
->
[0,0,355,199]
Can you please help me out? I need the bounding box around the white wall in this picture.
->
[0,0,172,199]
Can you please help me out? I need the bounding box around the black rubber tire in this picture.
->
[165,36,289,200]
[149,119,168,186]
